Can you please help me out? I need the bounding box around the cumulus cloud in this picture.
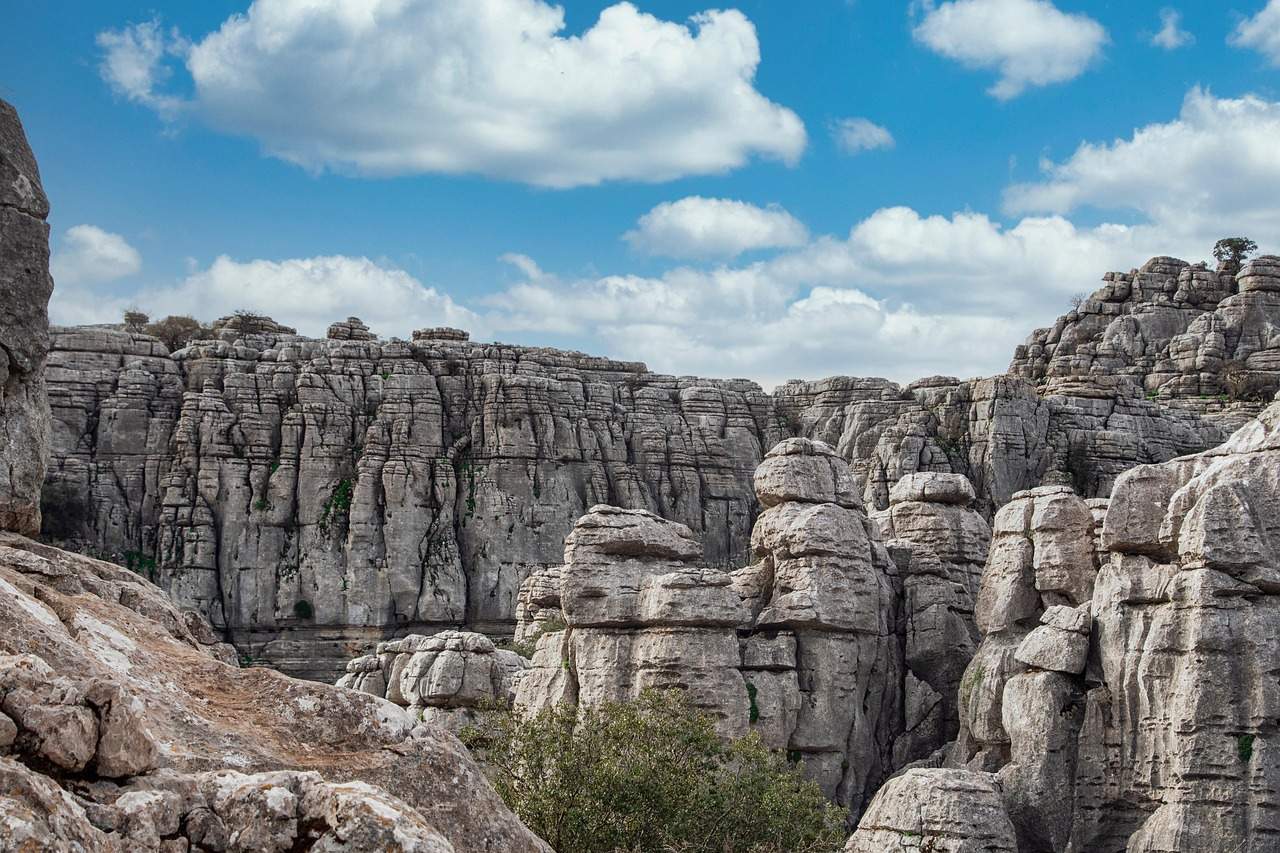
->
[50,225,142,286]
[479,204,1177,387]
[96,19,188,116]
[1003,88,1280,244]
[1231,0,1280,65]
[51,254,478,339]
[624,197,808,260]
[97,0,805,187]
[831,118,895,154]
[1150,8,1193,50]
[912,0,1107,99]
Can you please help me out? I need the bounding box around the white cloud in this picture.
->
[1231,1,1280,65]
[831,118,895,154]
[624,197,808,260]
[1003,88,1280,245]
[96,19,188,116]
[97,0,805,188]
[480,205,1174,387]
[1150,8,1193,50]
[51,255,477,339]
[50,225,142,286]
[912,0,1107,99]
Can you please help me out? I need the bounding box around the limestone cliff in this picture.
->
[43,253,1258,679]
[44,320,780,680]
[0,98,53,536]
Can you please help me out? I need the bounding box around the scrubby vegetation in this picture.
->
[459,690,846,853]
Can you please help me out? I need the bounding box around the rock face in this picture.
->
[0,99,53,536]
[774,369,1223,518]
[915,400,1280,852]
[844,767,1018,853]
[0,531,548,852]
[1010,255,1280,431]
[873,472,990,760]
[43,320,783,680]
[42,255,1238,679]
[511,439,905,817]
[336,629,527,734]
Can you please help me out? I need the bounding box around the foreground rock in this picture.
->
[844,767,1017,852]
[510,439,905,817]
[0,533,548,851]
[0,98,53,536]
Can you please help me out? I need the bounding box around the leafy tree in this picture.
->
[122,309,150,332]
[144,314,212,351]
[1213,237,1258,274]
[459,690,846,853]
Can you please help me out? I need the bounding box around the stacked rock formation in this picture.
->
[774,368,1223,517]
[850,401,1280,851]
[0,531,548,851]
[42,318,782,680]
[40,254,1247,679]
[872,472,990,761]
[1011,254,1280,430]
[336,630,527,733]
[953,485,1100,775]
[0,99,53,536]
[512,439,905,816]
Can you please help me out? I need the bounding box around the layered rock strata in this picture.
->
[42,254,1248,678]
[0,98,53,535]
[336,629,527,734]
[884,400,1280,851]
[1011,254,1280,431]
[511,439,905,817]
[0,531,548,852]
[43,320,781,680]
[873,472,990,760]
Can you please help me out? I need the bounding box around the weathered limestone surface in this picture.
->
[1011,255,1280,432]
[510,439,904,818]
[874,472,990,761]
[43,320,783,680]
[774,369,1222,517]
[844,767,1018,853]
[0,531,548,852]
[0,99,53,536]
[43,256,1235,680]
[910,400,1280,852]
[336,629,527,733]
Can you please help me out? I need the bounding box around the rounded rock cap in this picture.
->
[755,438,862,510]
[889,472,976,506]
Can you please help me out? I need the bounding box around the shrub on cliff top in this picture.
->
[459,690,845,853]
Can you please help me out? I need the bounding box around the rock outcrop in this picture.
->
[873,472,990,760]
[336,629,527,734]
[1011,255,1280,432]
[43,320,782,680]
[0,98,53,536]
[510,439,905,817]
[844,767,1018,852]
[0,531,548,852]
[41,255,1244,679]
[894,399,1280,852]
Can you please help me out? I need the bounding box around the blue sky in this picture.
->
[4,0,1280,386]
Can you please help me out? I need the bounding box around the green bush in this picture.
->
[459,690,845,853]
[293,599,314,620]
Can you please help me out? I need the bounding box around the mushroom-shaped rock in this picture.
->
[753,438,862,509]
